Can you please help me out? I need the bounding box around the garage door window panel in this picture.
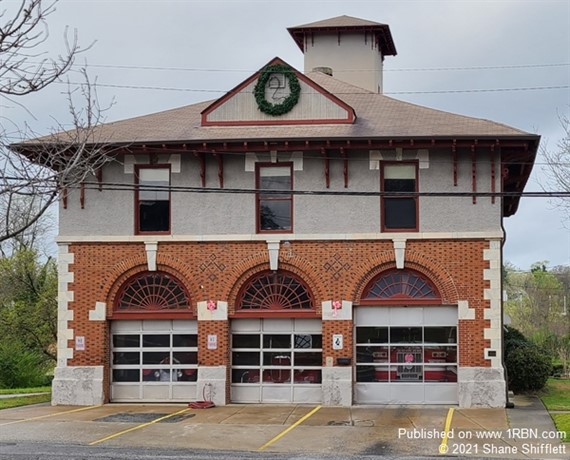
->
[355,325,457,383]
[112,325,198,393]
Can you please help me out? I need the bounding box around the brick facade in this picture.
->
[62,237,493,403]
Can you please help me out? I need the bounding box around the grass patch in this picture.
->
[0,386,51,395]
[551,414,570,443]
[0,393,51,410]
[540,378,570,411]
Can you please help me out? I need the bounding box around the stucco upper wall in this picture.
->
[58,149,501,237]
[304,32,383,93]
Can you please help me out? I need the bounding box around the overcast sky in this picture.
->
[2,0,569,270]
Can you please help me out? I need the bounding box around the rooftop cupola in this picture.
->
[288,15,397,93]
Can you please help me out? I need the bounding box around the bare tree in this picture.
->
[0,0,114,247]
[542,114,570,223]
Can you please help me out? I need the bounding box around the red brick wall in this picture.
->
[64,238,492,377]
[322,320,353,365]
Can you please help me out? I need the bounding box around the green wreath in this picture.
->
[254,64,301,116]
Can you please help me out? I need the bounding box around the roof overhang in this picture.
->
[287,23,397,56]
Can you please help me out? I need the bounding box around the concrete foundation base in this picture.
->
[458,366,506,408]
[52,366,104,406]
[196,366,226,406]
[321,367,352,406]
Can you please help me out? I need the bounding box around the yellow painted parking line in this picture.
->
[0,405,102,427]
[439,407,455,455]
[88,408,190,446]
[257,405,322,452]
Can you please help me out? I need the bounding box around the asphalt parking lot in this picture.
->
[0,395,566,459]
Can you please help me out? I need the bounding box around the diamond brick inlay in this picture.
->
[199,254,226,281]
[323,253,351,280]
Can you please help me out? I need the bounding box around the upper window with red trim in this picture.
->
[136,165,170,234]
[115,272,190,312]
[237,270,314,311]
[362,269,440,302]
[382,163,418,231]
[256,163,293,233]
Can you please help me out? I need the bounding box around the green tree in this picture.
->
[0,249,57,362]
[504,262,570,376]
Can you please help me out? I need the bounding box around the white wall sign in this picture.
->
[207,334,218,350]
[332,334,343,350]
[75,336,85,351]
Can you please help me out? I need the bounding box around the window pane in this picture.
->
[391,346,423,364]
[139,168,170,201]
[425,365,457,382]
[259,201,291,231]
[424,346,457,363]
[424,327,457,344]
[293,352,321,366]
[294,334,322,349]
[293,369,321,384]
[263,352,291,366]
[232,352,259,365]
[395,365,423,381]
[113,352,139,365]
[143,352,169,365]
[262,369,291,383]
[113,369,139,382]
[139,201,169,232]
[373,365,391,382]
[384,198,416,229]
[263,334,291,348]
[232,334,260,348]
[176,368,197,381]
[173,351,197,365]
[173,335,197,347]
[356,327,388,344]
[232,368,260,383]
[113,335,140,348]
[142,334,170,348]
[384,178,416,193]
[384,164,416,180]
[356,365,376,382]
[390,327,422,343]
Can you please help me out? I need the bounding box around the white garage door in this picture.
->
[111,320,198,402]
[231,318,322,403]
[355,306,458,404]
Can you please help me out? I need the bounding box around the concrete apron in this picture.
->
[0,400,566,459]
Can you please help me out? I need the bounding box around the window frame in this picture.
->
[255,162,293,234]
[135,164,171,235]
[380,161,419,232]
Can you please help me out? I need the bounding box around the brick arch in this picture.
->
[101,253,199,316]
[353,250,458,304]
[227,260,325,315]
[98,254,148,304]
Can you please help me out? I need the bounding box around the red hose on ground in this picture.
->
[188,383,216,409]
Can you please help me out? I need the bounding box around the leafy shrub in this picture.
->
[505,326,553,392]
[0,342,51,389]
[551,363,565,377]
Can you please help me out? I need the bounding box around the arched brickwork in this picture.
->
[105,263,196,316]
[353,249,459,304]
[227,259,325,315]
